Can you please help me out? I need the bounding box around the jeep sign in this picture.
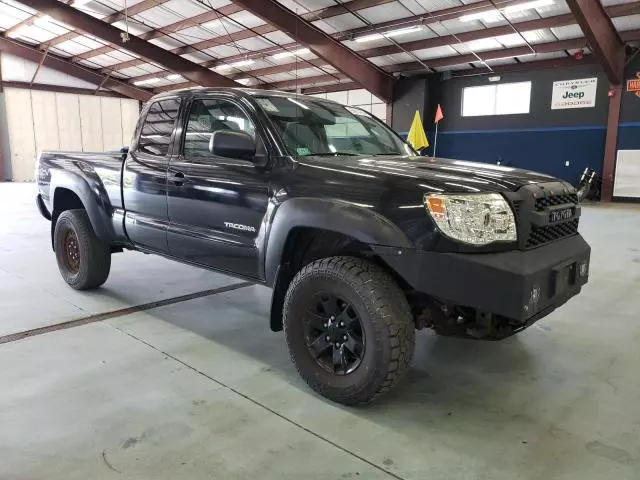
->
[551,77,598,110]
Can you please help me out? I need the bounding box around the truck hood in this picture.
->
[299,155,558,193]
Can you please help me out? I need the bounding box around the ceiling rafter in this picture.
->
[0,36,152,100]
[38,0,170,49]
[229,0,395,102]
[16,0,237,87]
[566,0,625,84]
[142,1,640,90]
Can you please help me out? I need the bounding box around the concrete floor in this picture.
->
[1,182,639,480]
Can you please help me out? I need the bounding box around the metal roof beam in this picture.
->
[197,0,396,101]
[0,37,152,101]
[16,0,237,87]
[566,0,625,84]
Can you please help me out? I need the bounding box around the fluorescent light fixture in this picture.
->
[383,25,422,38]
[134,78,160,85]
[272,48,311,60]
[288,98,309,110]
[503,0,554,14]
[236,78,251,85]
[165,74,182,80]
[216,59,254,70]
[355,25,422,43]
[488,75,501,82]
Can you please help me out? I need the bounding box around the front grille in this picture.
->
[526,219,579,248]
[534,193,578,211]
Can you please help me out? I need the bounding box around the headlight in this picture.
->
[424,193,517,245]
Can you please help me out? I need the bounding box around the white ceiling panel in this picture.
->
[262,31,294,45]
[136,63,165,74]
[113,66,150,77]
[613,14,640,31]
[357,3,413,23]
[313,13,367,34]
[234,36,274,51]
[276,0,310,14]
[98,0,147,9]
[228,10,266,29]
[416,0,465,13]
[289,0,336,11]
[344,37,394,52]
[75,59,102,69]
[495,32,528,47]
[149,36,184,50]
[369,52,415,66]
[55,40,92,56]
[536,0,571,17]
[602,0,637,5]
[89,53,123,67]
[429,18,494,36]
[200,18,243,35]
[134,5,184,28]
[472,57,517,67]
[8,25,56,43]
[258,72,297,82]
[522,28,557,43]
[75,2,117,19]
[550,24,583,40]
[73,35,105,49]
[204,44,246,58]
[413,44,458,59]
[111,20,151,36]
[180,51,214,62]
[1,0,37,16]
[110,49,137,61]
[171,26,218,44]
[50,47,71,58]
[162,0,210,17]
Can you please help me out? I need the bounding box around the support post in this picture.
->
[601,84,623,202]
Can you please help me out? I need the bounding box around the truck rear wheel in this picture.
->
[54,209,111,290]
[283,256,415,405]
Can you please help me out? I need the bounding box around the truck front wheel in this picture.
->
[283,256,415,405]
[53,209,111,290]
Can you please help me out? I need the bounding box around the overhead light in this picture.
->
[236,78,251,85]
[272,48,311,60]
[488,76,501,82]
[503,0,554,14]
[355,25,422,43]
[134,78,160,85]
[216,59,254,70]
[165,74,182,80]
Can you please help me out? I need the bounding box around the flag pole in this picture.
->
[433,122,438,158]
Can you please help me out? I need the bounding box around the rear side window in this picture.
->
[138,98,181,156]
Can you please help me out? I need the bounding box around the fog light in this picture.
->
[579,261,588,277]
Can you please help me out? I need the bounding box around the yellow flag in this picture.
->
[407,110,429,151]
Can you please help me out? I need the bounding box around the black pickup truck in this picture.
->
[36,87,590,405]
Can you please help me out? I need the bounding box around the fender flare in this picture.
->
[263,198,413,286]
[50,168,116,245]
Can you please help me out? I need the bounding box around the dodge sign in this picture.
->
[551,77,598,110]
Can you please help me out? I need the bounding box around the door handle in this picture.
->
[171,171,185,186]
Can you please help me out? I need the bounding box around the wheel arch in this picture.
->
[50,169,117,250]
[264,198,413,331]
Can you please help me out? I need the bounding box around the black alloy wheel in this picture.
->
[304,292,365,375]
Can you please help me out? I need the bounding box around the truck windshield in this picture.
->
[252,95,413,157]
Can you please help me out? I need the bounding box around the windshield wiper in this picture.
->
[306,152,361,156]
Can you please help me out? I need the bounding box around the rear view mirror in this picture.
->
[209,130,256,161]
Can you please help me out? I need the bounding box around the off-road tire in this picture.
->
[283,256,415,405]
[54,209,111,290]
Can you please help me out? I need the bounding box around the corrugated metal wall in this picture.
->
[4,88,139,181]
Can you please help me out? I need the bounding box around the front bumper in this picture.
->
[376,234,590,322]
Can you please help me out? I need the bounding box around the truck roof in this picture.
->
[149,87,327,104]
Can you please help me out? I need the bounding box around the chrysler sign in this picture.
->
[551,78,598,110]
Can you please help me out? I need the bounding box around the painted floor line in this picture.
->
[0,281,253,345]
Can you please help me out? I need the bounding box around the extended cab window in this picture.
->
[184,98,256,158]
[138,98,181,156]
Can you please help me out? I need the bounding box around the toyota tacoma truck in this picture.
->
[36,88,590,405]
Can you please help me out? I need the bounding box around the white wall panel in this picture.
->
[1,53,98,89]
[31,91,60,155]
[55,93,83,151]
[100,96,124,151]
[4,88,36,181]
[79,96,104,152]
[121,99,140,146]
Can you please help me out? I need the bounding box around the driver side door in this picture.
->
[166,96,270,280]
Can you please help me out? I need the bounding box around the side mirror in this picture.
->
[209,130,256,161]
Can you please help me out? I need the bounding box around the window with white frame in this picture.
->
[462,81,532,117]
